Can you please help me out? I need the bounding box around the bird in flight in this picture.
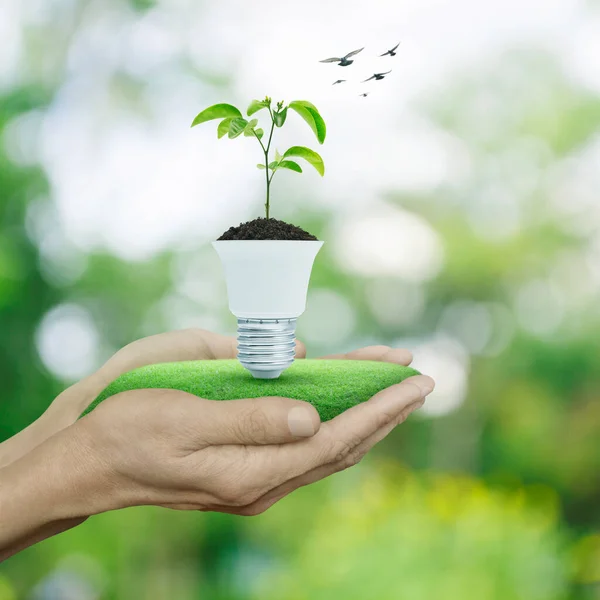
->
[320,48,364,67]
[359,92,369,97]
[380,42,400,57]
[362,70,392,82]
[332,79,346,85]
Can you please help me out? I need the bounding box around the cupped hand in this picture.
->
[71,365,433,518]
[0,332,432,560]
[0,329,304,468]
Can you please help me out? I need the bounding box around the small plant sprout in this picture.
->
[191,97,326,219]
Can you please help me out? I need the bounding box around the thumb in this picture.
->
[200,396,321,445]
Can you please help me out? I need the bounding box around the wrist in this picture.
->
[0,373,113,472]
[0,421,115,536]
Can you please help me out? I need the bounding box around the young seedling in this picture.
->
[191,97,326,219]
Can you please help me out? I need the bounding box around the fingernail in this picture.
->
[288,406,315,437]
[406,375,435,397]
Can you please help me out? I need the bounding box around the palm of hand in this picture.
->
[80,334,426,517]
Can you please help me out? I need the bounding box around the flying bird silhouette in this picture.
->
[380,42,400,57]
[359,92,369,97]
[320,47,364,67]
[332,79,346,85]
[362,70,392,82]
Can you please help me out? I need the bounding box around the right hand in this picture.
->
[66,369,434,518]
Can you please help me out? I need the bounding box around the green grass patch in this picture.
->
[82,359,420,422]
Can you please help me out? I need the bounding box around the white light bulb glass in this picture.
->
[213,240,324,379]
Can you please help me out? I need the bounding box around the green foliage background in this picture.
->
[1,1,600,599]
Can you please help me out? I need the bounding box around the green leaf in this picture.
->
[275,149,282,162]
[268,161,279,170]
[247,99,270,116]
[245,127,264,140]
[217,117,234,139]
[293,100,319,111]
[288,101,326,144]
[282,146,325,176]
[191,103,242,127]
[228,117,249,139]
[274,107,288,127]
[243,118,259,137]
[277,160,303,173]
[257,164,266,169]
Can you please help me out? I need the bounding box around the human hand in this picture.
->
[52,328,301,424]
[72,361,432,517]
[0,335,431,560]
[0,329,306,468]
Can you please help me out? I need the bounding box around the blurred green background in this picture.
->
[1,0,600,598]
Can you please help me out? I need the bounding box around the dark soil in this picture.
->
[217,218,318,241]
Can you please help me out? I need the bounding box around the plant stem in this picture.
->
[264,108,276,219]
[252,107,276,220]
[265,155,270,219]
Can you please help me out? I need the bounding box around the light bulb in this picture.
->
[213,240,324,379]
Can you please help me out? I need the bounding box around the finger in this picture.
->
[238,391,430,516]
[295,339,307,359]
[379,347,414,365]
[225,375,433,514]
[318,345,413,365]
[248,374,434,486]
[205,331,238,359]
[73,329,236,416]
[98,329,236,383]
[317,344,390,360]
[187,396,321,446]
[30,329,242,459]
[340,396,427,465]
[302,374,433,468]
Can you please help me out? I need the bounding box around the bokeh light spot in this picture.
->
[300,289,356,345]
[334,207,444,281]
[35,304,100,381]
[410,337,470,417]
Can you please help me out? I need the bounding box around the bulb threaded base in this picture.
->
[237,318,297,379]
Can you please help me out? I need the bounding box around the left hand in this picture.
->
[0,329,270,466]
[0,329,419,561]
[0,329,412,467]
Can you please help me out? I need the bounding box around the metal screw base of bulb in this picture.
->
[237,318,297,379]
